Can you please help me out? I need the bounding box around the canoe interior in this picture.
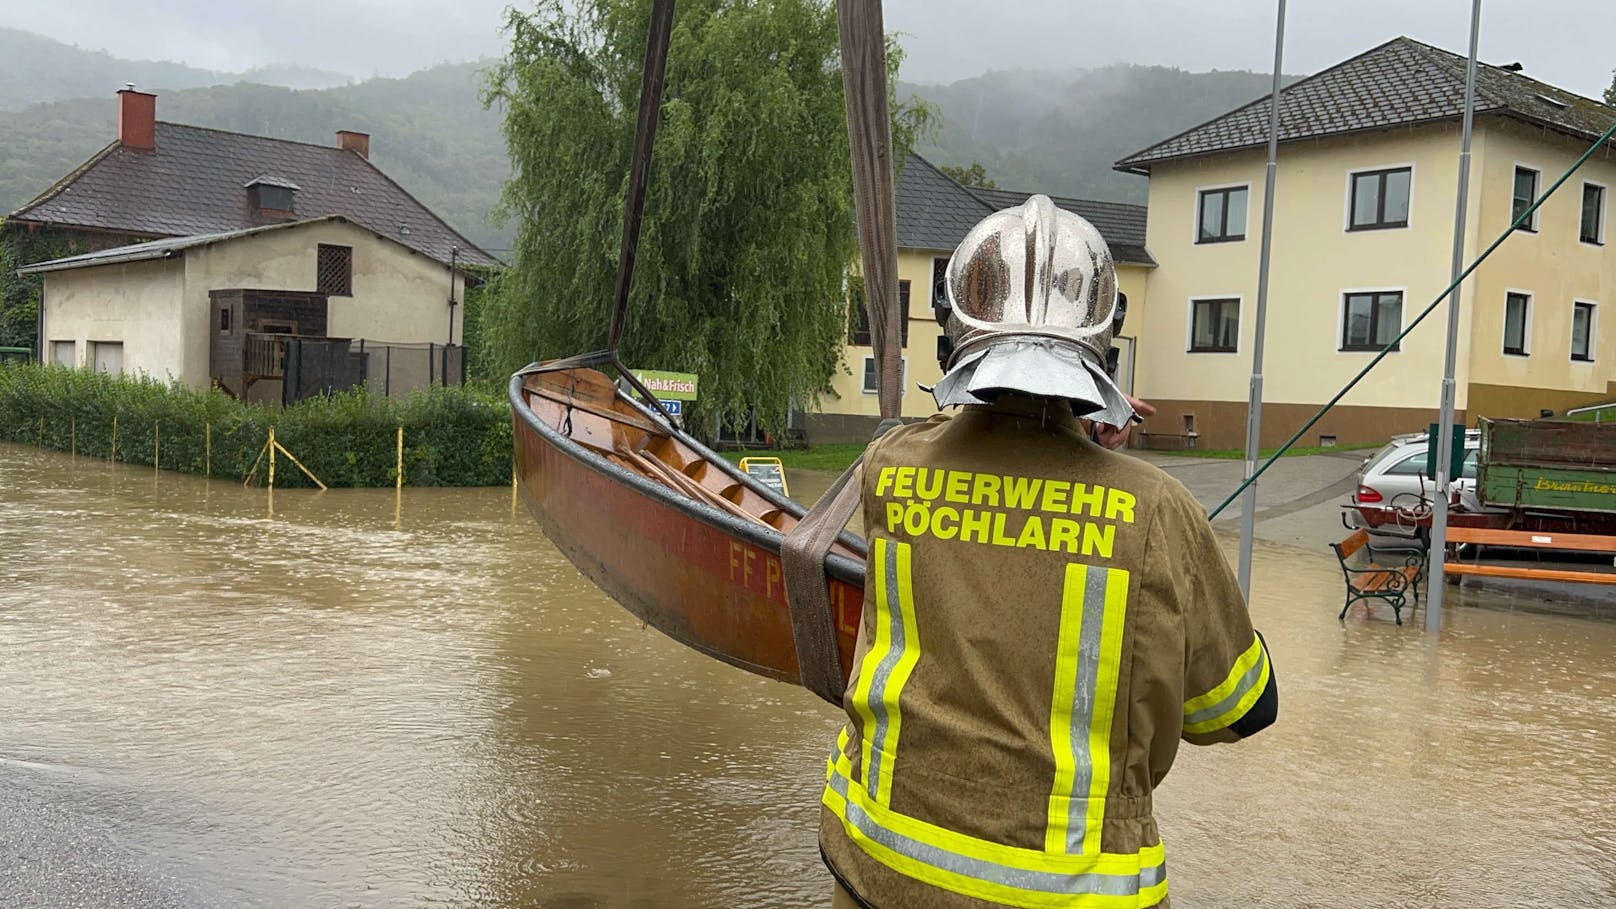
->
[512,365,865,685]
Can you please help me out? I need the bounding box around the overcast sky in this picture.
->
[3,0,1612,98]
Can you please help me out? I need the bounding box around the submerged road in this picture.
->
[4,442,1616,908]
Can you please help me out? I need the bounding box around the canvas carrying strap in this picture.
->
[782,457,863,706]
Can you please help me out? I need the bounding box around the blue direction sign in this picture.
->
[660,399,683,416]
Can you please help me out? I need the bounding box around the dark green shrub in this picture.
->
[0,362,512,487]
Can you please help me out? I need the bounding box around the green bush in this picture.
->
[0,362,512,487]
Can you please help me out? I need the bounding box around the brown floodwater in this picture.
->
[1,441,1614,908]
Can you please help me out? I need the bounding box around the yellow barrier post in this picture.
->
[243,437,268,487]
[396,426,404,490]
[270,436,327,491]
[205,424,212,478]
[268,426,277,491]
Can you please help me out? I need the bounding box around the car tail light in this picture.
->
[1356,485,1383,504]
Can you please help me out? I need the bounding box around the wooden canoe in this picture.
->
[509,364,866,685]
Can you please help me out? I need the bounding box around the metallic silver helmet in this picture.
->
[930,195,1135,426]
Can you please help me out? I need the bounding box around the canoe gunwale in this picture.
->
[507,371,868,589]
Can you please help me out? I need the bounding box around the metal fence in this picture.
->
[275,337,466,405]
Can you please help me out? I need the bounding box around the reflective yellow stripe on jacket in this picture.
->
[825,556,1163,908]
[1046,564,1129,856]
[1183,634,1270,735]
[850,538,923,804]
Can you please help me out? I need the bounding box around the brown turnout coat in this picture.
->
[820,400,1272,909]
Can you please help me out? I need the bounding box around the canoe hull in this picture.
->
[510,369,864,685]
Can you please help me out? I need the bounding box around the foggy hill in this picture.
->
[0,28,350,109]
[0,45,1291,257]
[905,64,1298,202]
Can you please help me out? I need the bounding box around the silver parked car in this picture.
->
[1352,430,1481,511]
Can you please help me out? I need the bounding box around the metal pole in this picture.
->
[1238,0,1286,600]
[1427,0,1483,633]
[448,247,458,346]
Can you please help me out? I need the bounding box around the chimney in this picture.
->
[336,130,370,159]
[118,85,156,151]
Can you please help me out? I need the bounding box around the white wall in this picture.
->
[40,258,185,379]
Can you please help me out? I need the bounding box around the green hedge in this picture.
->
[0,363,513,487]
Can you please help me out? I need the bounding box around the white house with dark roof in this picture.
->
[9,88,496,402]
[808,152,1154,443]
[1115,36,1616,450]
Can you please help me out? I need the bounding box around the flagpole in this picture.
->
[1427,0,1483,632]
[1237,0,1286,600]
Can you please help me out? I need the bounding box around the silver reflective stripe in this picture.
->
[863,540,906,800]
[830,770,1164,897]
[1183,645,1268,728]
[1061,566,1112,853]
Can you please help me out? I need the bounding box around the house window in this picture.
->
[1581,183,1606,245]
[861,355,907,395]
[89,341,123,375]
[1197,186,1248,243]
[931,257,950,317]
[50,340,75,367]
[851,279,911,346]
[1341,291,1403,351]
[1572,302,1596,362]
[1512,166,1540,231]
[1503,292,1531,356]
[1348,167,1412,230]
[317,244,353,296]
[1188,298,1240,352]
[218,307,232,334]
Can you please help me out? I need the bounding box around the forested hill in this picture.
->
[903,65,1296,203]
[0,41,1289,254]
[0,28,349,109]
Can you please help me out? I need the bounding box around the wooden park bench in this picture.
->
[1331,528,1427,625]
[1444,528,1616,585]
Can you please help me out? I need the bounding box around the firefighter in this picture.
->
[823,196,1277,909]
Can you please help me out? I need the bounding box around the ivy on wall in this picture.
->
[0,223,147,352]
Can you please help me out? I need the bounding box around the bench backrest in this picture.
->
[1446,527,1616,554]
[1333,528,1371,560]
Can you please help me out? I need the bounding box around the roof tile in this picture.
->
[9,122,497,267]
[1115,37,1616,172]
[898,154,1152,266]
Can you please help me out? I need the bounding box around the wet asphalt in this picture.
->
[0,773,199,909]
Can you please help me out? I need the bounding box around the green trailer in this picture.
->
[1478,418,1616,515]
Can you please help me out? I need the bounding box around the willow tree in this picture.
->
[483,0,925,435]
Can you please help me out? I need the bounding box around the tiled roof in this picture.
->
[16,216,441,275]
[897,153,1153,265]
[9,122,498,267]
[971,188,1153,266]
[896,153,997,252]
[1115,36,1616,173]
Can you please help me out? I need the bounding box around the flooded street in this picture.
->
[3,441,1615,907]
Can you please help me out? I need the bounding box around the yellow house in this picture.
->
[805,153,1155,443]
[1116,37,1616,450]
